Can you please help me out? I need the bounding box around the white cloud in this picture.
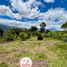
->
[0,5,22,19]
[0,0,67,31]
[0,5,67,31]
[0,1,39,19]
[0,18,61,31]
[38,8,67,25]
[11,0,42,18]
[0,0,67,24]
[0,0,42,19]
[0,18,39,28]
[44,0,55,3]
[0,6,13,17]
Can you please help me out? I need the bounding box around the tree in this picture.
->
[18,32,28,41]
[40,22,46,32]
[37,33,43,40]
[0,28,3,37]
[3,29,16,41]
[11,28,21,35]
[61,22,67,31]
[45,30,50,34]
[30,26,38,32]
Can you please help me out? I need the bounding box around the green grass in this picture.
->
[0,37,67,67]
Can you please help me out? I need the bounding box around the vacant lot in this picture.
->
[0,37,67,67]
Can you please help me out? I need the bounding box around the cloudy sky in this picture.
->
[0,0,67,30]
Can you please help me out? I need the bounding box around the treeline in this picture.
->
[0,22,46,42]
[0,27,47,42]
[43,31,67,42]
[0,27,67,42]
[0,22,67,42]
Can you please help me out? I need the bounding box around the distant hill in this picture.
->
[0,24,16,31]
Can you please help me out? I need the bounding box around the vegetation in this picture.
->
[61,22,67,28]
[0,37,67,67]
[18,32,30,41]
[0,62,8,67]
[46,31,67,42]
[40,22,46,32]
[3,29,16,41]
[0,22,66,42]
[0,28,3,37]
[30,26,38,32]
[61,22,67,30]
[0,22,67,67]
[37,32,43,40]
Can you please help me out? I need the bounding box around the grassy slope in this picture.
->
[0,37,67,67]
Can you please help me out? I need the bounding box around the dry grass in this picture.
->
[0,38,67,67]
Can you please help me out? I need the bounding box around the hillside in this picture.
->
[0,37,67,67]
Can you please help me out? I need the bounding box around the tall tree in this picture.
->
[61,22,67,31]
[30,26,38,32]
[40,22,46,32]
[0,28,3,37]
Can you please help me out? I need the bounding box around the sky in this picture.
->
[0,0,67,31]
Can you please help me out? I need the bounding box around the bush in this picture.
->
[31,32,38,37]
[3,29,16,41]
[0,28,3,37]
[47,32,53,37]
[0,62,8,67]
[61,36,67,42]
[43,33,48,37]
[37,33,43,40]
[0,37,5,43]
[11,28,21,35]
[45,30,50,34]
[46,31,67,42]
[18,32,28,41]
[27,32,30,39]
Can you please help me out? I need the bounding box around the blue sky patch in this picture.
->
[0,0,67,31]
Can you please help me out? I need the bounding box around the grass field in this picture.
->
[0,37,67,67]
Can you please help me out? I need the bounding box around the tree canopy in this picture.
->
[40,22,46,32]
[30,26,38,32]
[61,22,67,28]
[40,22,46,28]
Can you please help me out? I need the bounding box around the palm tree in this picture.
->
[40,22,46,32]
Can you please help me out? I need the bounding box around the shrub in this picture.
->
[47,32,53,37]
[18,32,28,41]
[61,36,67,42]
[0,62,8,67]
[45,30,50,34]
[37,32,43,40]
[46,31,67,42]
[27,32,30,39]
[11,28,21,35]
[31,32,38,37]
[0,37,5,43]
[3,30,16,41]
[0,28,3,37]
